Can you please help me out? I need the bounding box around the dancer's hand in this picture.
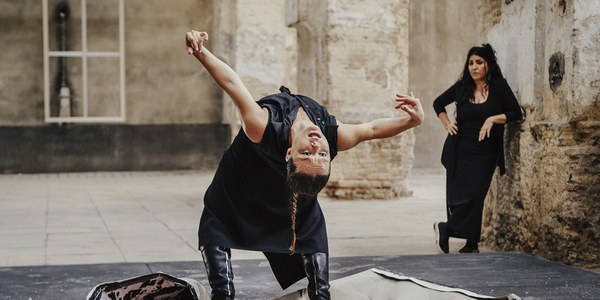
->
[395,92,424,125]
[185,30,209,55]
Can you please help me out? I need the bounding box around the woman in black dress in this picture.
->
[185,30,424,299]
[433,44,522,254]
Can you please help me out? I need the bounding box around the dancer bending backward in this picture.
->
[186,30,424,300]
[433,44,522,254]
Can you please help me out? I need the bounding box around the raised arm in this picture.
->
[186,30,268,143]
[336,93,424,151]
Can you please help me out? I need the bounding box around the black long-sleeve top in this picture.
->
[433,78,522,174]
[197,86,339,289]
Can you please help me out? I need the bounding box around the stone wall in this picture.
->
[215,0,416,199]
[212,0,296,138]
[316,0,413,199]
[0,0,217,125]
[125,0,218,125]
[482,0,600,269]
[0,0,45,124]
[0,0,229,173]
[1,0,419,198]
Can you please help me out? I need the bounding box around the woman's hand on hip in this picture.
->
[444,121,458,135]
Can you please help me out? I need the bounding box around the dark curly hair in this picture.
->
[456,43,504,104]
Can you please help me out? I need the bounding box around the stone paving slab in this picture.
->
[0,170,468,268]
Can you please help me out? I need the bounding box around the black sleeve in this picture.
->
[433,82,460,116]
[496,78,523,122]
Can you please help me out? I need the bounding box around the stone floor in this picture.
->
[0,169,465,267]
[1,170,598,299]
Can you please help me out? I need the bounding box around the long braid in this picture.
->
[289,191,298,253]
[286,158,331,253]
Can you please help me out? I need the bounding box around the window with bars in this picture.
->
[43,0,125,123]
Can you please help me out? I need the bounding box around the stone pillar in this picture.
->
[212,0,237,133]
[481,0,600,269]
[213,0,296,137]
[305,0,412,199]
[286,0,328,99]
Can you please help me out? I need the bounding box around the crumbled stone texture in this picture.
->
[483,120,600,268]
[482,0,502,31]
[481,0,600,269]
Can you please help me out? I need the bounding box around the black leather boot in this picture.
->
[301,252,330,300]
[201,246,235,300]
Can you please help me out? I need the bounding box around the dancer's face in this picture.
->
[286,121,331,177]
[468,54,488,81]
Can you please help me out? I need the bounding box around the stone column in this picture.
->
[303,0,412,199]
[213,0,296,137]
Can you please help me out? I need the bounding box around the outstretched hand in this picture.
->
[186,30,209,55]
[395,92,424,125]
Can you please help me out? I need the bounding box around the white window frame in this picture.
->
[42,0,126,123]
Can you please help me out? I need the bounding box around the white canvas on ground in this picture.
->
[275,268,522,300]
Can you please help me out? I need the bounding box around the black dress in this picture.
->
[433,78,522,242]
[197,86,338,289]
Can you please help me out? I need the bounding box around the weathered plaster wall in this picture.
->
[213,0,296,137]
[0,0,44,124]
[572,0,600,114]
[482,0,600,269]
[125,0,216,124]
[233,1,293,97]
[0,0,229,173]
[409,0,482,169]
